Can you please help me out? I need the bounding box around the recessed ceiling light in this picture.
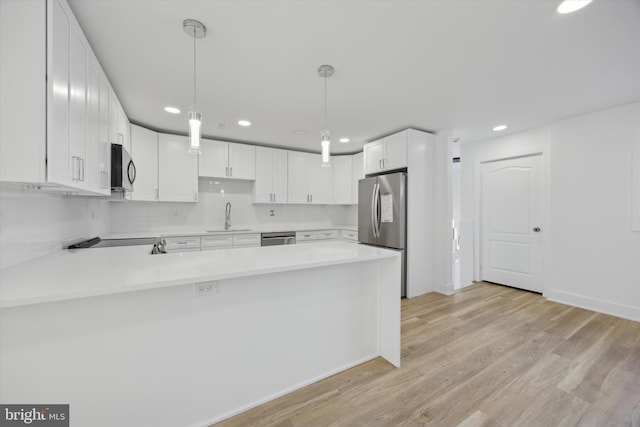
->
[294,130,306,135]
[238,120,251,127]
[339,138,350,143]
[164,106,181,114]
[493,125,508,132]
[557,0,592,14]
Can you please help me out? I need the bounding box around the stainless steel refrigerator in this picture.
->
[358,172,407,296]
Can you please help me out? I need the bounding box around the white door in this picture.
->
[481,154,543,292]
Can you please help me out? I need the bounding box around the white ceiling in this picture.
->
[68,0,640,154]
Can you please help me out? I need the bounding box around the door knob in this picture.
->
[533,227,541,232]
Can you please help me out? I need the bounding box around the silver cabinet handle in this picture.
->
[80,158,85,181]
[273,193,276,202]
[230,167,232,176]
[225,166,229,177]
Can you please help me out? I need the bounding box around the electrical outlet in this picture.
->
[194,281,218,297]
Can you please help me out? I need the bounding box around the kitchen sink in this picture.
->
[205,229,252,233]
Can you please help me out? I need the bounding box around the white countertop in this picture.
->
[106,224,357,239]
[0,241,396,309]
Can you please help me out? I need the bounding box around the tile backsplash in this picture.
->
[110,178,356,233]
[0,186,110,269]
[1,179,357,269]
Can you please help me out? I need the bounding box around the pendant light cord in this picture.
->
[324,74,327,130]
[193,27,197,108]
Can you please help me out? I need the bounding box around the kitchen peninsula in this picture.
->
[0,241,400,427]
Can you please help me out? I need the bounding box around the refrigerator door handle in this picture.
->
[373,183,381,238]
[371,183,377,238]
[375,183,381,237]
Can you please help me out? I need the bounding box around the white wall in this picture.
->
[110,179,355,234]
[460,102,640,321]
[0,186,110,269]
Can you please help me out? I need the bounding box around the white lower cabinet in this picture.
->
[296,230,338,243]
[201,235,233,251]
[341,230,358,242]
[232,233,261,247]
[158,134,198,202]
[163,236,201,253]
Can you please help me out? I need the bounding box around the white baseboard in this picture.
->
[195,353,381,427]
[545,288,640,322]
[434,282,455,296]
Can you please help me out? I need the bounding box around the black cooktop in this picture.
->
[67,237,158,249]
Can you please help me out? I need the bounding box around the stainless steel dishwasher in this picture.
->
[261,232,296,246]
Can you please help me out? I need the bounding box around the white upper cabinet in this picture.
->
[158,134,198,202]
[363,130,408,175]
[199,140,255,180]
[288,152,332,204]
[332,156,352,205]
[351,152,364,204]
[254,147,287,203]
[0,0,125,195]
[130,125,159,201]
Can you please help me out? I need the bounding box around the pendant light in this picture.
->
[183,19,206,154]
[318,65,334,167]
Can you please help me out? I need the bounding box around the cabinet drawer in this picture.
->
[232,233,261,247]
[163,236,201,251]
[201,234,233,248]
[296,231,318,241]
[317,230,338,240]
[341,230,358,241]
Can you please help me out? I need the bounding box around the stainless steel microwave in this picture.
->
[111,143,136,193]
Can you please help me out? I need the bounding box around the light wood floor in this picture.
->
[213,282,640,427]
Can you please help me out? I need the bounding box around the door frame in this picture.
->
[472,145,550,295]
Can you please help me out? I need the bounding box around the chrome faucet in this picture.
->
[225,202,232,230]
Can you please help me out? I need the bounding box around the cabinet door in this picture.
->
[199,139,228,178]
[130,125,159,201]
[307,153,332,204]
[254,146,273,203]
[158,134,198,202]
[272,149,288,203]
[86,54,102,193]
[351,152,364,204]
[332,156,352,204]
[116,104,129,151]
[47,0,71,187]
[68,27,87,187]
[363,139,384,175]
[98,72,111,190]
[287,151,308,203]
[228,143,255,180]
[109,90,118,145]
[383,131,407,170]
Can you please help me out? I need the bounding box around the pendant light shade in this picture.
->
[183,19,206,154]
[321,130,331,165]
[188,110,202,154]
[318,65,334,167]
